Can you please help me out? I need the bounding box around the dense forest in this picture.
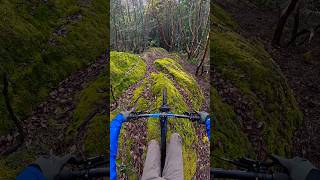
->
[212,0,320,169]
[0,0,108,178]
[111,0,210,66]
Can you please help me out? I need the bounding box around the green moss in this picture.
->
[154,58,204,110]
[67,73,107,138]
[212,4,237,30]
[110,51,147,102]
[0,0,108,134]
[84,113,108,155]
[146,47,169,55]
[212,6,302,162]
[150,72,197,179]
[0,148,36,179]
[113,68,202,178]
[211,87,253,166]
[150,72,188,113]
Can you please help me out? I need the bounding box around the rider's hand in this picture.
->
[197,111,209,124]
[271,155,318,180]
[33,154,75,180]
[120,110,133,121]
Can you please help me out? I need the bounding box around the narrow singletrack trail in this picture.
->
[4,54,107,156]
[112,50,210,179]
[216,0,320,166]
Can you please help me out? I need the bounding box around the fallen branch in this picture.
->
[1,73,24,155]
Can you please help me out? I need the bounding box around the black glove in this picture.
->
[197,111,209,124]
[33,154,76,180]
[120,110,133,121]
[271,155,318,180]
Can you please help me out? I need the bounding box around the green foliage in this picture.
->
[0,0,108,134]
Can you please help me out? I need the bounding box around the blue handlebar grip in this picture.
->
[206,118,210,139]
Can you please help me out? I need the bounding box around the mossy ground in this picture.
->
[212,3,302,166]
[154,58,204,110]
[111,50,204,179]
[66,72,108,154]
[110,51,147,102]
[0,0,108,134]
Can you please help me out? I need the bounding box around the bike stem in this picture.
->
[160,114,167,175]
[159,89,170,175]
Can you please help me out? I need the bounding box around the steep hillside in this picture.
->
[211,4,302,165]
[110,49,209,179]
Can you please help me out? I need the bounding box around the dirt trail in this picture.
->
[217,0,320,166]
[112,50,210,179]
[0,53,107,156]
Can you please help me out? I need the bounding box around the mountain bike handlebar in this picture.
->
[211,168,290,180]
[127,112,201,121]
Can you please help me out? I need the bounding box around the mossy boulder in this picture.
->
[154,58,204,110]
[110,51,147,102]
[211,4,302,165]
[0,0,108,134]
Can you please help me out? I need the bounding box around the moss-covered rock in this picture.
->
[110,51,147,102]
[212,4,237,30]
[154,58,204,110]
[211,4,302,165]
[0,0,108,134]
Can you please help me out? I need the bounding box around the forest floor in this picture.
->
[111,49,210,179]
[217,0,320,167]
[0,53,107,170]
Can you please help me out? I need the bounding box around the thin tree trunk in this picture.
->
[290,2,301,44]
[196,34,209,76]
[272,0,300,46]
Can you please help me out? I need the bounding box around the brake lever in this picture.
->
[183,112,201,122]
[127,111,145,120]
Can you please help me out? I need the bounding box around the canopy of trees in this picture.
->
[111,0,210,60]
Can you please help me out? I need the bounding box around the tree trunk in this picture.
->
[196,34,209,76]
[272,0,300,46]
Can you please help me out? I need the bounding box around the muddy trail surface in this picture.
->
[0,53,107,158]
[217,0,320,166]
[111,49,210,179]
